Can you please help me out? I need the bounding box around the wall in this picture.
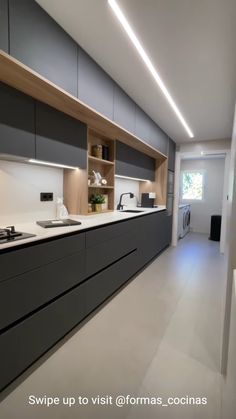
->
[0,160,63,224]
[115,177,140,208]
[178,138,231,153]
[180,158,225,234]
[221,104,236,418]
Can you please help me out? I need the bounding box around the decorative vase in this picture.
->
[94,203,102,212]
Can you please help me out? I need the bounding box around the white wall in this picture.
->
[178,138,231,153]
[115,177,140,207]
[221,104,236,418]
[0,160,63,224]
[180,158,225,234]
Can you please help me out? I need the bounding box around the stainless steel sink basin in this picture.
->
[119,209,144,213]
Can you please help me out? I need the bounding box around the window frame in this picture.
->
[180,169,206,202]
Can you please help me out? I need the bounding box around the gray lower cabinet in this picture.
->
[0,281,86,392]
[116,140,155,181]
[168,138,176,172]
[9,0,78,96]
[35,102,87,168]
[0,232,85,283]
[84,250,137,315]
[0,0,8,52]
[0,82,35,158]
[136,211,169,267]
[113,84,135,133]
[78,48,114,120]
[0,250,86,331]
[0,212,172,391]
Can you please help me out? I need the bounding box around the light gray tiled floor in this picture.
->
[0,233,226,419]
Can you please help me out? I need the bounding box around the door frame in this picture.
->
[171,149,230,255]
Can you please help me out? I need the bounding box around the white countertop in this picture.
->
[0,206,166,251]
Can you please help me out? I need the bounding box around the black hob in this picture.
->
[0,226,36,244]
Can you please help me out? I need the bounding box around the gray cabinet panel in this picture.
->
[135,106,150,143]
[135,211,169,267]
[0,282,86,391]
[86,219,132,248]
[86,231,136,277]
[0,82,35,158]
[168,138,176,171]
[0,250,86,331]
[149,120,168,156]
[36,102,87,168]
[0,232,85,283]
[78,48,114,119]
[116,140,155,181]
[113,84,135,133]
[9,0,78,95]
[0,0,8,52]
[84,250,137,315]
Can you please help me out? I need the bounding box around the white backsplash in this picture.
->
[115,177,140,208]
[0,160,63,225]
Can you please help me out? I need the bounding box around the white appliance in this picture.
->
[178,204,191,239]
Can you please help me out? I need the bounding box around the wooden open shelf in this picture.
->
[88,155,114,166]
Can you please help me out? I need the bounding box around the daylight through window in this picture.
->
[182,171,204,200]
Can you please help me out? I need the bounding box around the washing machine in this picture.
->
[178,204,191,239]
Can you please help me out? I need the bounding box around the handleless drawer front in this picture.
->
[0,282,86,392]
[0,233,85,283]
[84,249,137,315]
[85,221,137,277]
[0,250,86,331]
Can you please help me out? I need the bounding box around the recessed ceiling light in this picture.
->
[200,151,204,155]
[29,159,79,170]
[108,0,194,139]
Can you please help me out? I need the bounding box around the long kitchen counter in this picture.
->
[0,205,171,392]
[0,206,166,251]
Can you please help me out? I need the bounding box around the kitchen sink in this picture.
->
[119,209,144,213]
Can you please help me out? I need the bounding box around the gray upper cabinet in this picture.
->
[149,120,168,156]
[168,138,176,171]
[78,48,114,120]
[135,106,150,143]
[0,0,8,52]
[116,141,155,181]
[0,82,35,158]
[9,0,78,96]
[113,84,135,134]
[36,102,87,168]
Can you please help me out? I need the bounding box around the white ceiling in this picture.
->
[36,0,236,144]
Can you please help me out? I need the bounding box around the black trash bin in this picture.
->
[209,215,221,241]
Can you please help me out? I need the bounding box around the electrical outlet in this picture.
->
[40,192,53,202]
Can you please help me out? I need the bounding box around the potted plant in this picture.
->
[90,193,106,212]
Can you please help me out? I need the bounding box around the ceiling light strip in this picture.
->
[108,0,194,138]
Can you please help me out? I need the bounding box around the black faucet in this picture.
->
[117,192,134,210]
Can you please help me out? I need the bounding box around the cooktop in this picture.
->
[0,226,36,244]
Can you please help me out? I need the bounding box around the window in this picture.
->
[181,170,205,201]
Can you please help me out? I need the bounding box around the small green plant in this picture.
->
[90,193,105,204]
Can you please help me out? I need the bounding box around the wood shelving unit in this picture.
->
[88,155,114,166]
[87,129,115,213]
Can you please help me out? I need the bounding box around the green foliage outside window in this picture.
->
[182,171,204,200]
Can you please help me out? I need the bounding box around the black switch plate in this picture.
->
[40,192,53,202]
